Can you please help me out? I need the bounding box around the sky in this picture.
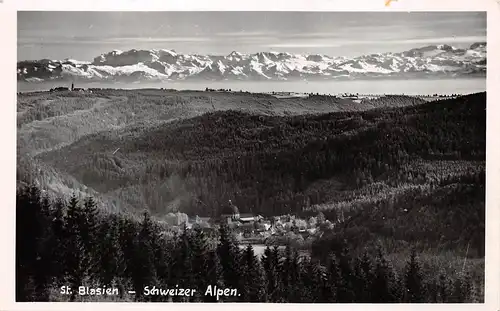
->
[17,11,486,61]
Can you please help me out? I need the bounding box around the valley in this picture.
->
[16,87,486,302]
[17,88,485,252]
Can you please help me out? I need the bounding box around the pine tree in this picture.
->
[427,276,439,303]
[392,272,405,303]
[279,245,295,302]
[48,198,67,288]
[371,248,398,302]
[352,256,369,302]
[461,273,474,303]
[16,185,43,301]
[64,195,86,301]
[151,227,171,302]
[117,217,139,300]
[290,250,305,302]
[450,272,473,303]
[404,249,425,302]
[438,272,452,303]
[32,193,53,301]
[358,251,374,302]
[324,253,340,303]
[190,227,210,301]
[301,258,322,302]
[133,211,158,301]
[170,224,194,302]
[336,247,355,302]
[217,223,241,294]
[261,246,279,302]
[80,197,99,284]
[271,246,284,302]
[95,216,120,288]
[203,249,224,302]
[240,245,266,302]
[15,185,55,301]
[469,279,483,303]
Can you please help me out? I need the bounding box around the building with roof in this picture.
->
[220,200,240,224]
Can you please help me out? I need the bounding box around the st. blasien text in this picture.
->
[60,285,119,296]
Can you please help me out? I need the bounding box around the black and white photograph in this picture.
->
[15,10,488,303]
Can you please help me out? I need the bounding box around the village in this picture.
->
[49,82,89,93]
[158,200,343,249]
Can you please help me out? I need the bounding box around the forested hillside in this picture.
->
[31,93,486,256]
[16,185,482,302]
[16,90,486,302]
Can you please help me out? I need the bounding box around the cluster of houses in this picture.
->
[205,87,233,92]
[49,83,89,93]
[160,200,338,244]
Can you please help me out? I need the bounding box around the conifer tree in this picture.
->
[16,185,56,301]
[217,223,241,293]
[190,227,210,301]
[437,272,452,303]
[371,248,398,302]
[279,245,295,302]
[48,198,67,288]
[80,197,99,283]
[64,195,87,301]
[469,279,482,303]
[290,250,305,302]
[324,253,341,302]
[351,256,367,302]
[151,228,171,302]
[461,273,474,303]
[170,224,194,302]
[32,193,53,301]
[404,249,425,302]
[240,245,266,302]
[147,221,169,303]
[271,246,284,302]
[427,276,439,303]
[95,216,120,288]
[117,217,139,300]
[261,246,279,302]
[450,272,473,303]
[203,249,224,302]
[336,247,355,302]
[301,258,322,302]
[358,251,374,302]
[133,211,158,301]
[16,185,43,301]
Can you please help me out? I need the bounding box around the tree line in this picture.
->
[17,184,480,303]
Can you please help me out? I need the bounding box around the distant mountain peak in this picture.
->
[470,42,486,50]
[17,43,487,83]
[436,44,454,51]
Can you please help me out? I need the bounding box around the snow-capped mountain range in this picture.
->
[17,42,486,83]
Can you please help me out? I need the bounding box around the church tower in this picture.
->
[220,200,240,224]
